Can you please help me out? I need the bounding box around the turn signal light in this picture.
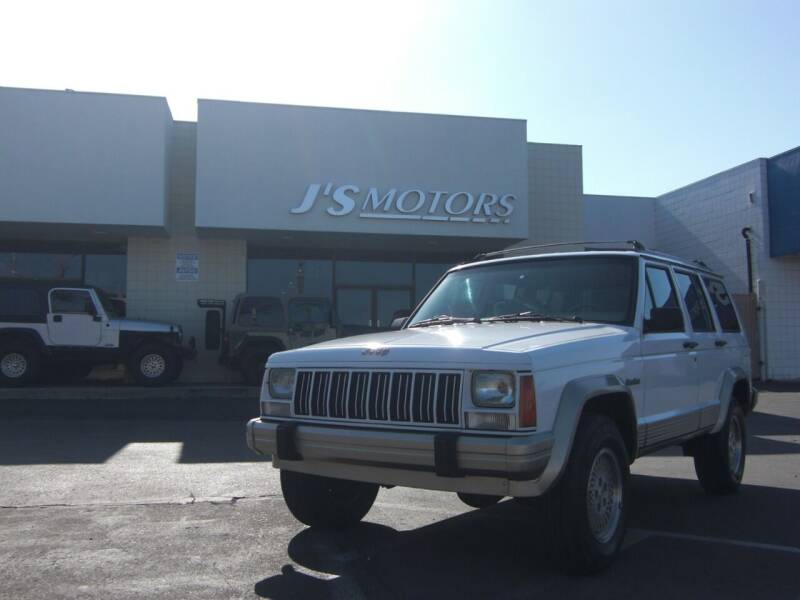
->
[519,375,536,428]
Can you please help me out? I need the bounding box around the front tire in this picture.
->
[0,341,40,387]
[280,470,378,529]
[693,403,746,494]
[545,414,630,574]
[128,343,178,386]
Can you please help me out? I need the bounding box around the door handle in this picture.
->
[683,341,698,349]
[715,339,728,347]
[53,315,63,322]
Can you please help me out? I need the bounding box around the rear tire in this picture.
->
[280,470,378,529]
[545,413,630,574]
[0,341,40,387]
[693,403,746,494]
[128,343,178,386]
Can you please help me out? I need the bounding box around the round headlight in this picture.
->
[268,368,296,399]
[472,371,515,407]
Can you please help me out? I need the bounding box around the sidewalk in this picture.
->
[0,384,259,420]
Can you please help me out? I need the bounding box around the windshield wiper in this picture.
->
[485,311,584,324]
[409,314,482,328]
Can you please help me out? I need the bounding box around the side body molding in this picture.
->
[711,367,749,434]
[529,374,636,495]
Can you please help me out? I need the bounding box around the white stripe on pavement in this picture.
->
[630,529,800,555]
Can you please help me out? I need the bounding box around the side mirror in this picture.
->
[390,317,408,330]
[204,310,222,350]
[644,307,684,334]
[391,308,411,321]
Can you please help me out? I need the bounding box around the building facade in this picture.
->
[1,86,798,381]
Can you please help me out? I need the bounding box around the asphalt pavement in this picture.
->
[1,387,798,599]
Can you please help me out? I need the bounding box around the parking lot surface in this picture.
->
[1,388,799,599]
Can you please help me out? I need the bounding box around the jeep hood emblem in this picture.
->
[361,347,390,356]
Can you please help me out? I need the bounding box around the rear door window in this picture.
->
[702,278,741,332]
[674,271,715,332]
[0,288,42,320]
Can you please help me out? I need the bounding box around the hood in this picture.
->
[113,318,177,334]
[269,321,634,368]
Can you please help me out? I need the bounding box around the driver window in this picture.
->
[50,290,96,316]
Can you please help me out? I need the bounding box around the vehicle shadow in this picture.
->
[0,418,269,465]
[254,475,800,599]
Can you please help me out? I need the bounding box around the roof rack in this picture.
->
[472,240,646,261]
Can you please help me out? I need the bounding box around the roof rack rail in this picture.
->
[473,240,646,261]
[693,259,710,269]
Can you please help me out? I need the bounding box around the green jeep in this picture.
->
[217,294,339,385]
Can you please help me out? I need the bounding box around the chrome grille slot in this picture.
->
[390,372,413,421]
[293,369,462,427]
[311,371,330,417]
[436,373,461,425]
[293,371,313,415]
[412,372,437,423]
[348,372,370,419]
[329,371,349,418]
[368,372,391,420]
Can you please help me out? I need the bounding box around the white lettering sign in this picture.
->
[176,252,199,282]
[290,183,515,224]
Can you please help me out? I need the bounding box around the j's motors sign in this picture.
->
[194,100,529,239]
[291,183,516,224]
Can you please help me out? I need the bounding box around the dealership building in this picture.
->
[1,86,798,381]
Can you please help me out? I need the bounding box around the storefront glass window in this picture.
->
[0,252,81,281]
[247,259,333,299]
[415,262,453,302]
[85,254,127,297]
[336,261,412,287]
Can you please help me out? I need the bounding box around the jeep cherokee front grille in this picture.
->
[293,370,462,426]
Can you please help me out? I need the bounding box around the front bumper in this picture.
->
[246,418,555,497]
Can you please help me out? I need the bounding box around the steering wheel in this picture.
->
[492,299,533,315]
[565,303,600,317]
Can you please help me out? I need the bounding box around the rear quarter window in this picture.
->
[703,278,741,332]
[0,288,43,322]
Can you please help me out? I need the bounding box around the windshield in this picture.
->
[237,297,285,328]
[408,256,638,326]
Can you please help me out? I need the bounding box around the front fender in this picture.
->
[517,374,635,496]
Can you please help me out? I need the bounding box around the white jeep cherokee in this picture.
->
[247,243,757,573]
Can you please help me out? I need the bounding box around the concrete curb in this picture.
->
[0,385,260,420]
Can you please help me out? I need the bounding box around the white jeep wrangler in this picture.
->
[247,243,757,573]
[0,282,194,386]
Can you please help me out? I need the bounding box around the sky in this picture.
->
[2,0,798,197]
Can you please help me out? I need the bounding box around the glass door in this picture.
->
[335,287,412,336]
